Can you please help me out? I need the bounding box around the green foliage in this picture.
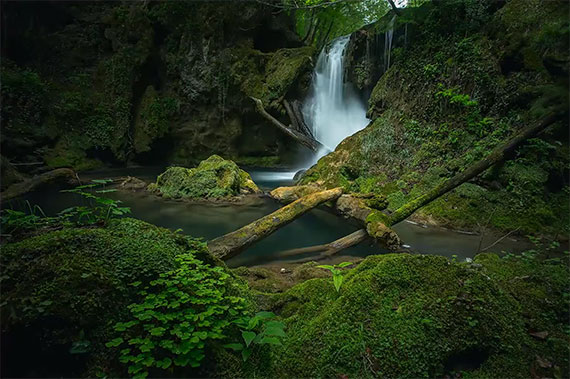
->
[317,262,353,292]
[1,218,211,376]
[225,311,286,362]
[60,180,130,225]
[108,251,248,378]
[0,202,52,235]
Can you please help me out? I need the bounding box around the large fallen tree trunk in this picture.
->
[208,187,343,260]
[384,112,564,226]
[1,168,78,202]
[250,96,322,152]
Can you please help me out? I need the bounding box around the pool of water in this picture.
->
[4,167,534,266]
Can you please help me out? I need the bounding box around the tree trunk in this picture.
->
[1,168,78,202]
[250,97,322,152]
[208,187,343,260]
[387,0,401,15]
[274,228,368,261]
[386,113,564,226]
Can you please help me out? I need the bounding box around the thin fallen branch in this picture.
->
[275,228,368,259]
[208,187,343,260]
[250,96,321,152]
[481,227,521,252]
[1,168,78,202]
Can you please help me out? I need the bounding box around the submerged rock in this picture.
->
[148,155,261,199]
[119,176,147,191]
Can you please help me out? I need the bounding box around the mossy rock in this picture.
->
[267,253,569,378]
[150,155,261,199]
[0,218,216,376]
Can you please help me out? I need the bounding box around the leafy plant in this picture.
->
[60,179,130,225]
[224,311,286,362]
[0,201,57,236]
[317,262,353,292]
[107,251,247,378]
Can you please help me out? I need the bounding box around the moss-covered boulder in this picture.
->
[149,155,261,199]
[266,253,569,378]
[0,218,248,377]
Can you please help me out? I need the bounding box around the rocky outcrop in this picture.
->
[1,2,315,169]
[148,155,260,200]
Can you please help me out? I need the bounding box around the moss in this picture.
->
[302,0,568,236]
[267,253,569,378]
[152,155,260,199]
[133,86,177,153]
[231,46,314,109]
[0,218,224,376]
[233,156,281,167]
[44,138,103,171]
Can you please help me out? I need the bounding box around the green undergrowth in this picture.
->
[265,253,569,378]
[0,218,253,377]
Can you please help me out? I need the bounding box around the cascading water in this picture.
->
[302,35,370,165]
[253,35,369,182]
[384,15,396,73]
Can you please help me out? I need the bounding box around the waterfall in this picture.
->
[302,35,370,165]
[384,15,396,73]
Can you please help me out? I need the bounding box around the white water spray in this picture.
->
[253,35,369,182]
[303,35,370,164]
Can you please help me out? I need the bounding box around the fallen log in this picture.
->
[385,112,565,226]
[274,228,368,261]
[208,187,343,260]
[1,168,78,202]
[250,96,322,152]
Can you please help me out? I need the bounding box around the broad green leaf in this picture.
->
[242,331,256,347]
[265,326,286,337]
[224,343,244,351]
[241,348,252,362]
[317,265,335,270]
[337,262,353,268]
[105,337,123,347]
[255,311,275,320]
[333,275,343,292]
[92,179,113,184]
[260,336,282,345]
[150,327,166,336]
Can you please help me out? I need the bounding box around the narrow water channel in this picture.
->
[5,167,534,267]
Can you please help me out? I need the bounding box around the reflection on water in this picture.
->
[4,167,534,267]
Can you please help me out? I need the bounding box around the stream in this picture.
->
[6,167,533,268]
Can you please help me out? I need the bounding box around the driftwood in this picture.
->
[250,96,321,152]
[208,187,343,260]
[274,228,368,262]
[1,168,78,202]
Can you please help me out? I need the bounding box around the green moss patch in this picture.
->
[150,155,261,199]
[267,253,569,378]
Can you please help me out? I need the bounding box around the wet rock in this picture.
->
[119,176,147,191]
[293,169,306,182]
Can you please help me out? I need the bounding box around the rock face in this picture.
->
[149,155,260,199]
[1,2,314,169]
